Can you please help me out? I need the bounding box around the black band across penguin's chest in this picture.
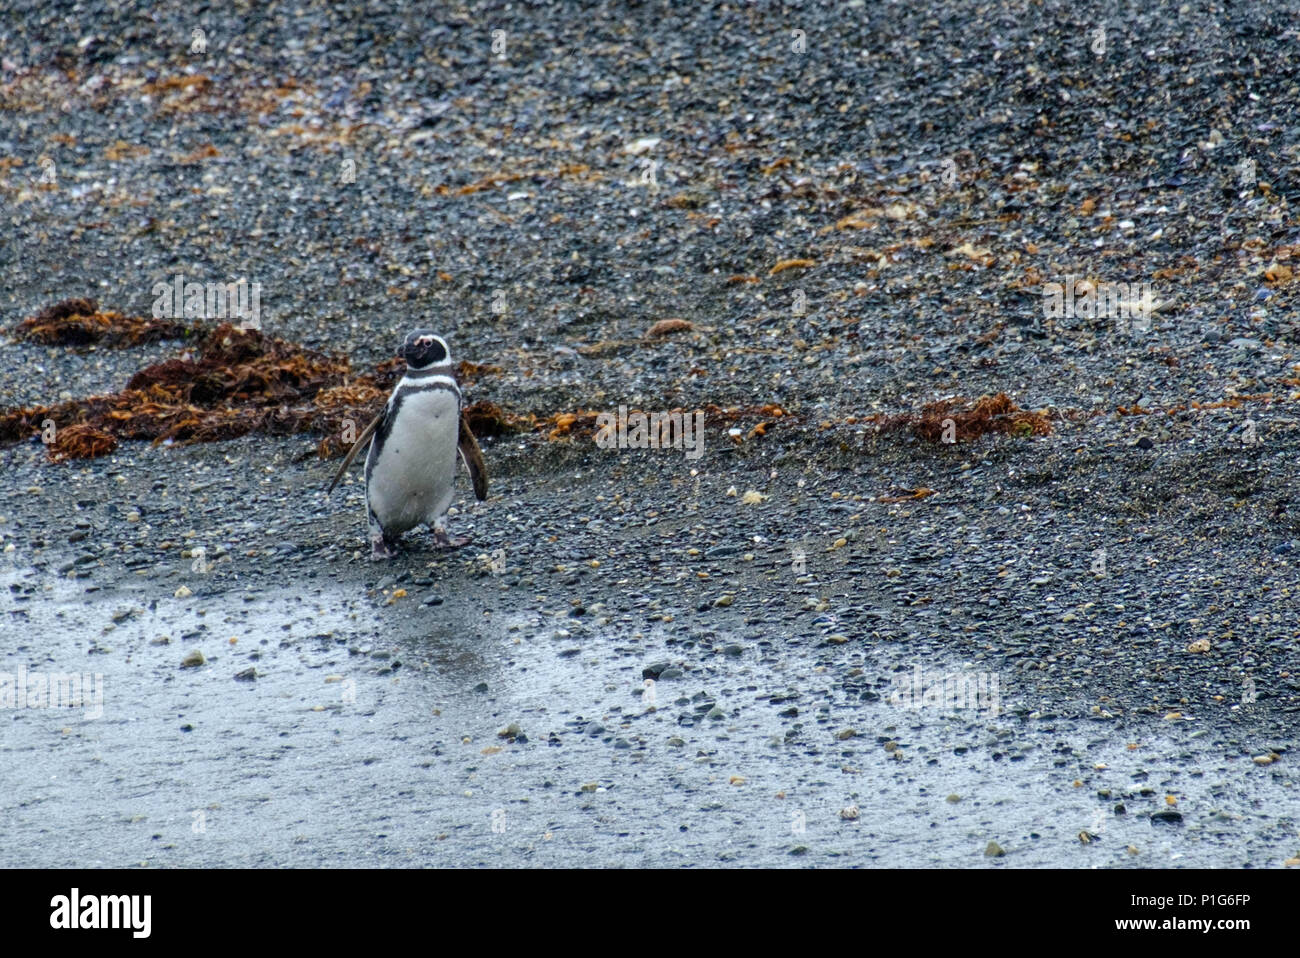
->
[366,374,462,482]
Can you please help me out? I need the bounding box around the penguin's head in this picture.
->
[400,330,450,369]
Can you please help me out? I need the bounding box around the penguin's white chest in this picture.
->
[365,387,459,535]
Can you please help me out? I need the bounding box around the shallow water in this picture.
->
[3,562,1294,868]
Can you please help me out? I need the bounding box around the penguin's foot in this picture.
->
[431,528,471,550]
[370,534,400,560]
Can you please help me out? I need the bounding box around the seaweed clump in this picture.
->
[1,320,396,461]
[874,393,1051,442]
[14,298,193,346]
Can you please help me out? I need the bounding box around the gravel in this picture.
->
[1,0,1298,868]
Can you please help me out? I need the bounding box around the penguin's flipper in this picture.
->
[326,411,382,494]
[458,411,489,501]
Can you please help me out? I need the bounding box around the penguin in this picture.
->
[327,330,488,560]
